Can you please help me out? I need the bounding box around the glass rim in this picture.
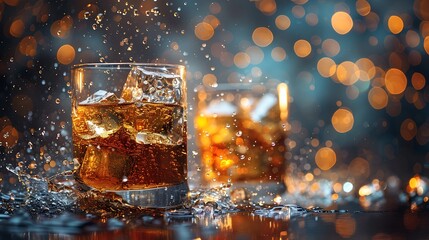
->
[71,62,185,70]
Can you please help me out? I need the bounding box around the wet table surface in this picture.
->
[1,209,428,240]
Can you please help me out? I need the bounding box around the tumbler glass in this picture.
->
[71,63,188,207]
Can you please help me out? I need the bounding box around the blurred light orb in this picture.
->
[18,36,37,57]
[331,108,354,133]
[343,182,354,193]
[294,39,311,58]
[424,37,429,54]
[317,57,336,77]
[252,27,274,47]
[331,11,353,35]
[385,68,407,94]
[315,147,337,171]
[388,15,404,34]
[233,52,251,68]
[275,15,291,30]
[356,58,376,81]
[271,47,286,62]
[400,118,417,141]
[322,38,341,57]
[336,61,360,85]
[356,0,371,16]
[246,46,264,64]
[57,44,76,65]
[368,87,388,110]
[195,22,214,41]
[202,73,218,87]
[10,19,25,38]
[411,72,426,90]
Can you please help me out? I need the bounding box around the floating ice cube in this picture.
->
[121,66,182,104]
[80,90,119,105]
[250,93,277,122]
[203,100,237,116]
[121,67,143,102]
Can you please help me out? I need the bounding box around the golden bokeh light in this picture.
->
[414,0,429,20]
[18,36,37,57]
[271,47,286,62]
[400,118,417,141]
[202,73,217,87]
[256,0,277,15]
[424,37,429,54]
[10,19,25,38]
[331,108,354,133]
[356,58,376,81]
[388,15,404,34]
[385,68,407,95]
[336,61,360,85]
[356,0,371,16]
[252,27,274,47]
[348,157,370,178]
[275,15,291,30]
[331,11,353,35]
[305,13,318,26]
[204,15,220,29]
[209,2,222,14]
[322,39,340,57]
[195,22,214,41]
[0,125,19,148]
[411,72,426,90]
[315,147,337,171]
[293,39,312,58]
[317,57,336,77]
[368,87,388,110]
[233,52,251,68]
[406,30,420,48]
[246,46,264,65]
[292,5,305,19]
[57,44,76,65]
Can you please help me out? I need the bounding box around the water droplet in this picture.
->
[192,151,198,156]
[92,24,97,30]
[55,98,61,104]
[84,12,90,20]
[236,131,242,137]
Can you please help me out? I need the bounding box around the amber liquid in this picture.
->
[195,114,286,184]
[72,102,187,190]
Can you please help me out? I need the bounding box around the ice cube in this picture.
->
[203,100,237,116]
[80,146,130,186]
[121,67,181,103]
[121,66,183,104]
[136,132,175,145]
[121,67,143,102]
[250,93,277,122]
[80,90,119,105]
[86,118,119,138]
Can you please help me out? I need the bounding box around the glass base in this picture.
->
[111,181,189,208]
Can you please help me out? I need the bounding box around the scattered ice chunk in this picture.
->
[203,100,237,116]
[80,90,119,105]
